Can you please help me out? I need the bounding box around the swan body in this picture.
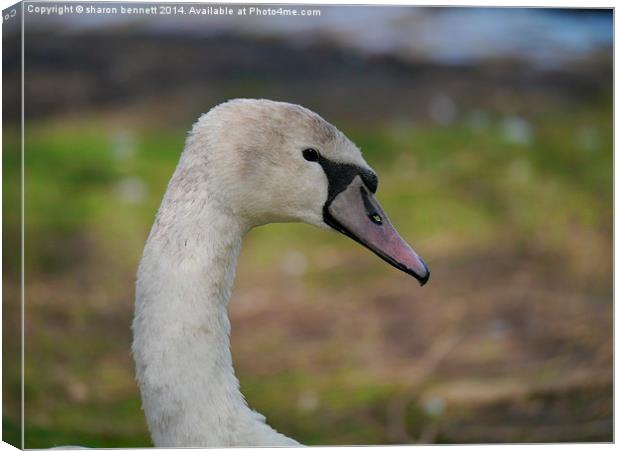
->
[132,99,429,447]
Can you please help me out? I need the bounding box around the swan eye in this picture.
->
[302,148,320,162]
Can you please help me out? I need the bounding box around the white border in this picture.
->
[0,1,615,451]
[3,0,620,7]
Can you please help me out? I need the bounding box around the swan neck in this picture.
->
[133,199,242,444]
[133,175,297,446]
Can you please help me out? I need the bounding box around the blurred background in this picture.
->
[3,4,613,447]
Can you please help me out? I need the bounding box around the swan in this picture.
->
[132,98,430,447]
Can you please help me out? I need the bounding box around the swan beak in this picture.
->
[323,175,430,286]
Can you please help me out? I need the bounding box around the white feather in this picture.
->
[132,99,371,446]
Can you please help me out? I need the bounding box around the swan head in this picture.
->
[186,99,429,285]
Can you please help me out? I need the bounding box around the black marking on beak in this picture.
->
[316,155,378,206]
[360,171,378,194]
[360,187,383,225]
[318,156,429,286]
[323,202,430,286]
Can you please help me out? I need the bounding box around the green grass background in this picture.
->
[3,97,612,446]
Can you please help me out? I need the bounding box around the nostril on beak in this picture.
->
[369,213,383,225]
[360,187,383,225]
